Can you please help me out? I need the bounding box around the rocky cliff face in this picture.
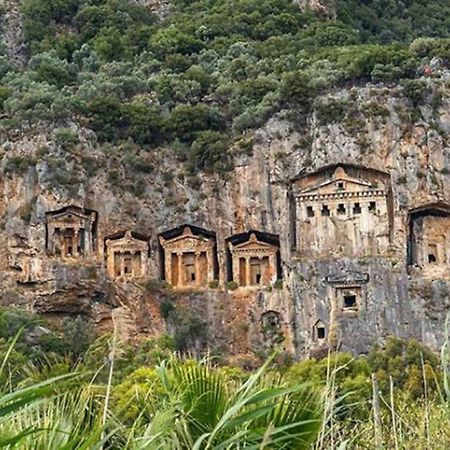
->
[1,73,449,362]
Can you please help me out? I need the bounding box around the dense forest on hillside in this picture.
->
[0,0,449,172]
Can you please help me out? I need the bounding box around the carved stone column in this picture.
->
[106,248,114,278]
[206,247,214,284]
[232,253,240,284]
[140,251,147,276]
[120,255,125,277]
[164,251,172,285]
[73,229,79,257]
[177,252,184,286]
[195,252,201,287]
[85,226,92,255]
[421,237,427,266]
[61,231,67,257]
[245,257,251,286]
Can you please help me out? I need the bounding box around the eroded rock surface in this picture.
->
[0,77,449,360]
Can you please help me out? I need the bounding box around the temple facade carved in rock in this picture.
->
[159,225,217,288]
[32,156,450,359]
[408,203,450,274]
[227,231,280,287]
[45,205,98,257]
[292,165,392,258]
[105,231,149,279]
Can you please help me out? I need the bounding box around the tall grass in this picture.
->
[2,331,450,449]
[0,338,324,449]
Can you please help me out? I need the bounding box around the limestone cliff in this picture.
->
[0,72,449,361]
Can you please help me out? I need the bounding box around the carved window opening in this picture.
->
[171,253,179,285]
[343,294,357,309]
[114,253,121,277]
[353,203,362,214]
[369,201,376,212]
[239,258,246,286]
[123,253,132,275]
[250,257,263,285]
[183,252,196,285]
[307,206,315,218]
[337,182,345,190]
[428,244,438,264]
[337,204,346,215]
[321,205,330,217]
[313,320,326,341]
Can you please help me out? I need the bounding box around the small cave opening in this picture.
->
[343,294,357,309]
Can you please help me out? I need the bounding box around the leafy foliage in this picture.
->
[0,0,446,173]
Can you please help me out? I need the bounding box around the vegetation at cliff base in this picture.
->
[0,0,449,172]
[0,306,449,448]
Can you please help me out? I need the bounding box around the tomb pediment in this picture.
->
[106,231,148,252]
[159,226,214,251]
[231,233,278,254]
[325,271,369,285]
[46,206,97,227]
[299,177,373,195]
[295,166,387,199]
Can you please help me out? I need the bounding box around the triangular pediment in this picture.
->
[160,226,214,251]
[47,205,93,222]
[107,231,148,249]
[300,177,372,195]
[234,240,277,251]
[297,166,378,195]
[231,233,278,253]
[49,211,90,224]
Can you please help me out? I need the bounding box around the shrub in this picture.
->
[188,131,231,173]
[169,104,225,143]
[401,79,431,107]
[54,128,80,149]
[315,98,348,125]
[4,155,36,175]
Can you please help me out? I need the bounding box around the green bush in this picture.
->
[54,128,79,149]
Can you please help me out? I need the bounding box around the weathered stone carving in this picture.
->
[326,271,369,285]
[105,231,149,280]
[45,205,98,258]
[227,231,280,287]
[159,225,217,288]
[292,164,392,258]
[408,203,450,272]
[326,270,368,316]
